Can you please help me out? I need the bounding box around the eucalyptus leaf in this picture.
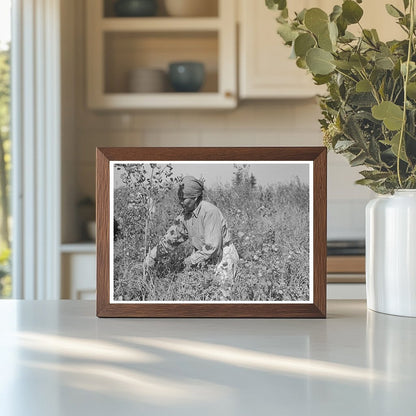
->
[334,139,355,151]
[304,8,328,35]
[348,92,377,107]
[276,14,288,24]
[399,14,411,29]
[306,48,335,75]
[313,74,332,85]
[296,8,307,23]
[296,57,308,69]
[342,0,363,24]
[383,132,409,162]
[318,27,334,52]
[329,82,341,101]
[350,54,368,70]
[339,31,356,43]
[369,136,382,163]
[363,29,376,46]
[380,44,393,56]
[372,101,404,130]
[277,23,299,43]
[355,178,378,186]
[360,170,392,180]
[407,82,416,99]
[401,61,416,76]
[294,33,316,58]
[333,60,353,70]
[356,79,372,92]
[344,114,367,147]
[350,152,368,167]
[328,21,338,45]
[408,109,416,138]
[330,5,342,22]
[266,0,287,11]
[378,78,386,100]
[336,15,348,36]
[371,29,380,42]
[385,4,404,17]
[375,55,395,70]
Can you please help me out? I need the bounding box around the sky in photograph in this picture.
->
[113,162,310,189]
[0,0,11,49]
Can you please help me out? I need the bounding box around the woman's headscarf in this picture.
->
[179,176,204,199]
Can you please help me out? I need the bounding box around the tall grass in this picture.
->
[114,170,310,302]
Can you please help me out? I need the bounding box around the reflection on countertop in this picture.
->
[0,300,416,415]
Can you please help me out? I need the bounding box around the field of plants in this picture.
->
[113,164,310,302]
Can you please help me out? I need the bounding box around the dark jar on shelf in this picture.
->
[114,0,158,17]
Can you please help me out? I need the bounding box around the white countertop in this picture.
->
[0,300,415,415]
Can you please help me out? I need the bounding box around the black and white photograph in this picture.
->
[110,161,313,303]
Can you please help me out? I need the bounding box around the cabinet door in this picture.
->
[239,0,326,99]
[239,0,404,99]
[61,253,96,300]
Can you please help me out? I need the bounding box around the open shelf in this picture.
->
[103,0,219,18]
[104,31,218,94]
[86,0,236,109]
[101,17,221,31]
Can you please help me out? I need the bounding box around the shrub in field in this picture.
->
[207,176,310,301]
[113,164,183,299]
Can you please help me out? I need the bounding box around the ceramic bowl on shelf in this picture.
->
[114,0,158,17]
[168,62,205,92]
[164,0,218,17]
[128,68,167,93]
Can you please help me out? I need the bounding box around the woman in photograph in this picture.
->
[144,175,239,299]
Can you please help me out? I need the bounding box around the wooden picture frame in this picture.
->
[96,147,327,318]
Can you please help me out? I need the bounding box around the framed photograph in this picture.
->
[96,147,327,318]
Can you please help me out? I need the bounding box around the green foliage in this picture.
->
[0,247,11,298]
[114,172,310,302]
[342,1,363,24]
[306,48,336,74]
[0,45,11,266]
[266,0,416,193]
[0,47,10,127]
[372,101,404,130]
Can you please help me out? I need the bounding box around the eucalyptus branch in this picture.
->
[397,0,415,188]
[390,79,398,101]
[334,68,358,84]
[359,69,381,104]
[393,85,404,103]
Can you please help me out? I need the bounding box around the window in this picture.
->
[0,0,11,298]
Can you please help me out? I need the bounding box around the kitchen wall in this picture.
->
[61,0,374,243]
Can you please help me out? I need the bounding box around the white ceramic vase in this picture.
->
[366,190,416,317]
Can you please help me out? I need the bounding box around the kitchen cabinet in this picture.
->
[326,256,366,300]
[61,245,96,300]
[238,0,404,99]
[86,0,237,109]
[238,0,326,99]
